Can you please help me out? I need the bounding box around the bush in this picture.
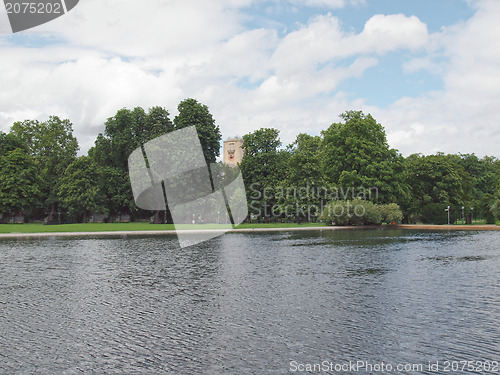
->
[362,200,382,225]
[379,203,404,224]
[320,199,402,226]
[320,200,359,226]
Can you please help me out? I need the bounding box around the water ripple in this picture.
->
[0,230,498,374]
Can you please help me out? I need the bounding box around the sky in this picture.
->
[0,0,499,157]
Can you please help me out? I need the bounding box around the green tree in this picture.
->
[10,116,79,222]
[281,134,324,222]
[0,149,42,219]
[240,128,288,222]
[90,106,174,220]
[287,134,323,187]
[173,98,222,164]
[488,177,500,222]
[0,131,27,155]
[58,156,105,223]
[321,111,408,205]
[454,154,499,223]
[406,154,468,224]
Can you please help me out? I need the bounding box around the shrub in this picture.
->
[361,200,382,225]
[379,203,403,224]
[320,199,402,226]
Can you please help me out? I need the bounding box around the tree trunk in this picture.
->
[47,203,56,224]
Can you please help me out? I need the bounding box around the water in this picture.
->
[0,229,499,374]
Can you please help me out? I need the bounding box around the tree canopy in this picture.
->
[405,154,469,224]
[58,156,105,223]
[10,116,78,223]
[89,106,174,218]
[1,106,498,225]
[0,148,42,218]
[321,110,408,205]
[174,98,222,164]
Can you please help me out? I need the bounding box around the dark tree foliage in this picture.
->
[10,116,79,223]
[0,148,42,219]
[453,154,500,223]
[321,111,409,205]
[0,131,28,155]
[239,128,288,222]
[89,106,173,219]
[173,98,222,164]
[58,156,105,223]
[405,154,469,224]
[281,134,324,222]
[1,106,498,225]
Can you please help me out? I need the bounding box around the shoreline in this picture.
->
[0,224,498,239]
[394,224,500,231]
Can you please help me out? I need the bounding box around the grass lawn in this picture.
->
[1,221,497,234]
[446,220,500,226]
[0,222,175,234]
[0,222,328,234]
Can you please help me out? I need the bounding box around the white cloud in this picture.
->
[0,0,498,158]
[272,13,428,65]
[198,28,279,82]
[17,0,247,57]
[355,14,429,53]
[373,0,500,157]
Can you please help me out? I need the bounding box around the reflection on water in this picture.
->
[0,229,499,374]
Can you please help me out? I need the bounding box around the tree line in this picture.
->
[0,98,221,224]
[239,111,500,224]
[1,104,499,225]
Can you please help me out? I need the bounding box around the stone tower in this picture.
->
[223,137,244,167]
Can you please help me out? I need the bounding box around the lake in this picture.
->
[0,229,499,374]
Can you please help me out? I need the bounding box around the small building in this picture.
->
[223,137,244,167]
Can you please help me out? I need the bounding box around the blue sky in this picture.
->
[0,0,498,157]
[241,0,474,107]
[244,0,474,32]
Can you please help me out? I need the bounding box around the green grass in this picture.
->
[408,220,500,226]
[0,222,174,234]
[1,220,497,234]
[451,219,500,226]
[0,222,329,234]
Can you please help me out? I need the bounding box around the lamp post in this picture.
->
[462,206,465,225]
[471,207,474,224]
[445,206,450,225]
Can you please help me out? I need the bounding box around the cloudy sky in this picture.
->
[0,0,499,157]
